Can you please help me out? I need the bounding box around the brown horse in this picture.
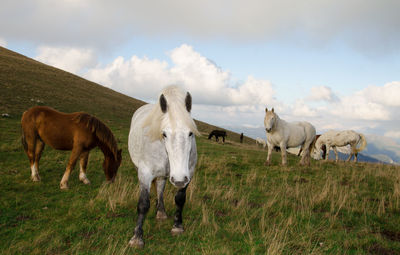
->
[21,106,122,189]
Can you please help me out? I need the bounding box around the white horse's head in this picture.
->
[158,86,199,188]
[311,137,325,160]
[264,107,277,133]
[312,146,323,160]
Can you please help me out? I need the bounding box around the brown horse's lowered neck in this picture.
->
[98,142,121,182]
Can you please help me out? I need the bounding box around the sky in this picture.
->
[1,0,400,142]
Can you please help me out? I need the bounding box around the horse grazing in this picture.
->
[264,107,316,166]
[298,134,327,159]
[255,137,267,149]
[208,130,227,143]
[313,130,367,162]
[21,106,122,189]
[128,86,199,248]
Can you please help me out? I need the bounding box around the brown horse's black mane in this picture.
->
[73,113,119,160]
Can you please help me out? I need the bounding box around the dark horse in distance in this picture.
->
[21,106,122,189]
[208,130,227,143]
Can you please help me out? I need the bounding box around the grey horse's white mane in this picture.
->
[142,85,199,141]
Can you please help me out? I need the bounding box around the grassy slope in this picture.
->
[1,47,400,254]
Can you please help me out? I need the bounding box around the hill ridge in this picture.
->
[0,46,252,144]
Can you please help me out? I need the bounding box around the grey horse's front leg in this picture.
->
[156,177,168,220]
[171,186,187,235]
[129,185,150,248]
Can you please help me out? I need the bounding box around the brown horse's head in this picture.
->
[103,149,122,182]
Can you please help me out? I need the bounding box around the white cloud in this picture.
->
[84,44,276,107]
[361,82,400,107]
[0,38,7,47]
[85,55,172,99]
[331,94,390,121]
[291,99,318,117]
[308,86,338,102]
[385,131,400,139]
[322,83,399,121]
[35,46,97,74]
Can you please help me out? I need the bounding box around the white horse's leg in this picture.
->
[347,143,355,162]
[79,151,91,184]
[346,152,352,162]
[129,174,152,248]
[280,143,287,166]
[265,142,273,165]
[299,143,310,166]
[171,185,188,235]
[156,177,168,220]
[324,145,329,161]
[333,147,339,163]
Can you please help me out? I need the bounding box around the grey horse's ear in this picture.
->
[185,92,192,112]
[160,94,167,113]
[272,108,274,113]
[265,107,268,112]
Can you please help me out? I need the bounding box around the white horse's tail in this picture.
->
[355,133,367,153]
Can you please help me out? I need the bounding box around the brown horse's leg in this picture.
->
[32,139,45,181]
[23,129,40,181]
[155,177,168,220]
[60,146,82,189]
[79,151,91,185]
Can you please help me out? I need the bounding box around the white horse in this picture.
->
[313,130,367,162]
[128,86,199,248]
[255,137,267,149]
[264,107,316,166]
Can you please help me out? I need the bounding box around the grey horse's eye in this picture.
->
[189,132,193,137]
[162,132,167,138]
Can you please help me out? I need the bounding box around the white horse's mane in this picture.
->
[142,85,199,141]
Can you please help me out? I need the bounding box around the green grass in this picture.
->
[1,46,400,254]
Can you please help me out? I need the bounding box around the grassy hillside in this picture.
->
[1,47,400,254]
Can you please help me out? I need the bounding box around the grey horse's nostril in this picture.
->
[174,181,185,187]
[171,176,175,183]
[184,176,189,183]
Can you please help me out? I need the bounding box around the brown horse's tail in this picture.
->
[21,111,28,153]
[355,133,367,153]
[21,129,28,152]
